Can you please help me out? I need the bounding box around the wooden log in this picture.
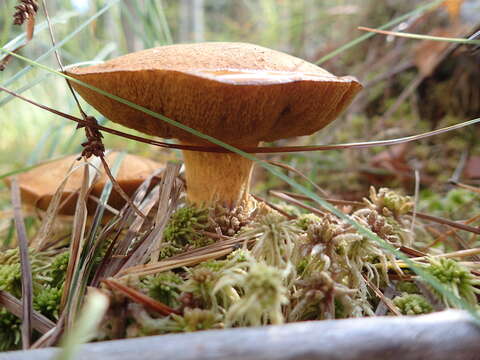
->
[1,310,479,360]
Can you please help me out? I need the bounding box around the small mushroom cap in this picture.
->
[5,152,162,215]
[66,42,362,145]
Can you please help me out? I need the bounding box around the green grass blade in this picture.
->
[83,151,125,253]
[155,0,173,45]
[315,0,445,65]
[1,11,78,52]
[1,0,120,88]
[55,289,109,360]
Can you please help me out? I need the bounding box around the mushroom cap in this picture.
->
[5,152,162,215]
[66,42,362,145]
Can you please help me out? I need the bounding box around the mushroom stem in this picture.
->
[181,143,257,208]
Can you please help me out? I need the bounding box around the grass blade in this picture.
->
[54,289,109,360]
[0,290,55,335]
[1,0,120,88]
[315,0,445,64]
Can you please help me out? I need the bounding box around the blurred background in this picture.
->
[0,0,479,215]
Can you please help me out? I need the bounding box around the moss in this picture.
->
[393,293,433,315]
[170,308,222,332]
[222,261,289,326]
[296,213,321,231]
[296,258,309,275]
[0,307,21,351]
[424,257,480,307]
[420,188,480,220]
[243,213,301,269]
[272,202,302,218]
[396,281,419,294]
[182,267,219,308]
[34,286,62,321]
[365,187,413,218]
[0,263,22,298]
[334,298,346,319]
[163,206,211,255]
[142,272,183,308]
[50,251,69,288]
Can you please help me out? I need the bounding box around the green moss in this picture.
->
[34,286,62,321]
[396,281,419,294]
[182,267,219,308]
[223,261,289,326]
[296,213,321,231]
[142,272,183,308]
[0,307,21,351]
[424,257,480,307]
[200,260,226,273]
[50,251,69,288]
[296,258,309,275]
[366,187,413,218]
[393,293,433,315]
[163,206,211,254]
[170,308,222,332]
[0,263,22,298]
[420,188,480,220]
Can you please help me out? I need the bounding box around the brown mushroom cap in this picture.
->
[66,42,362,145]
[5,152,162,215]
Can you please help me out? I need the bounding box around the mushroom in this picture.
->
[65,42,362,210]
[5,152,162,215]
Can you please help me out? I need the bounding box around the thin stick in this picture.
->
[102,279,180,315]
[0,291,55,335]
[269,190,326,217]
[410,168,420,233]
[363,276,401,316]
[358,26,480,45]
[10,177,33,348]
[100,156,146,219]
[268,161,328,197]
[40,0,86,117]
[401,248,480,263]
[450,181,480,195]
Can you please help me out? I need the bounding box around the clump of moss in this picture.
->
[241,213,301,269]
[366,187,413,218]
[0,263,22,298]
[49,251,69,288]
[141,272,183,308]
[0,308,21,351]
[127,304,222,337]
[170,308,222,332]
[34,286,62,321]
[162,206,211,259]
[182,266,220,309]
[393,293,433,315]
[217,259,290,327]
[296,213,321,231]
[273,202,303,218]
[0,248,68,350]
[424,257,480,307]
[396,281,419,294]
[420,188,480,220]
